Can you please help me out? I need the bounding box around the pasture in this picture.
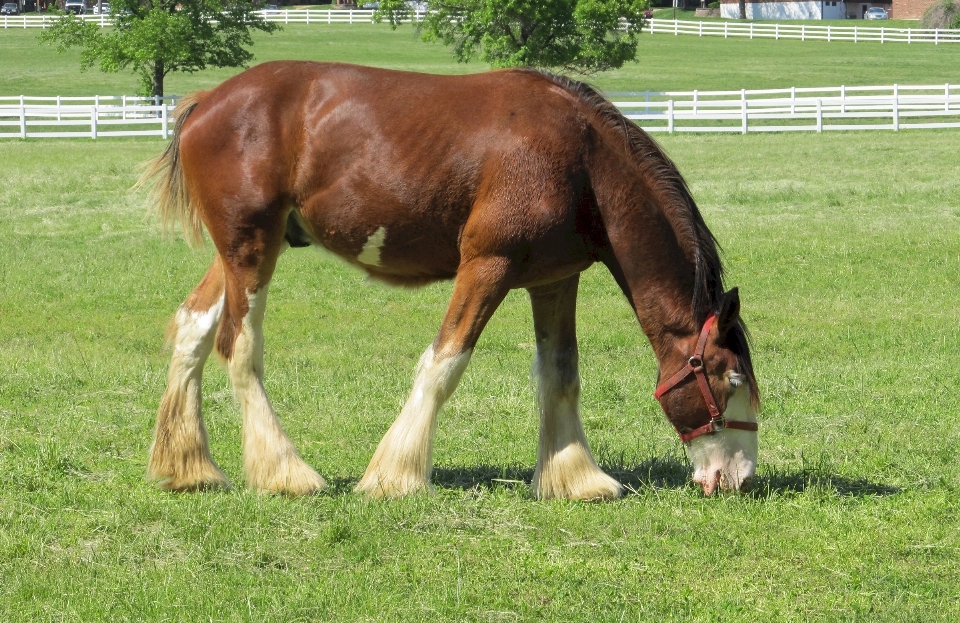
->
[2,20,960,622]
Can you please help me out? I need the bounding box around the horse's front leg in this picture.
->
[528,275,623,500]
[148,256,230,492]
[355,257,512,498]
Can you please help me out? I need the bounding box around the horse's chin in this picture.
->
[686,387,758,495]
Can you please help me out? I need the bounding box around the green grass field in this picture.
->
[2,22,959,95]
[2,21,960,623]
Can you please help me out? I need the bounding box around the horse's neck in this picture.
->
[592,154,701,362]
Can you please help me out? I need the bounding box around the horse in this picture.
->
[140,61,759,500]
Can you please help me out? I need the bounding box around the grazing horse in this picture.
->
[141,61,759,500]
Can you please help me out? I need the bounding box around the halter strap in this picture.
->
[654,314,758,444]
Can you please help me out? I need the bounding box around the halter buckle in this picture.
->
[688,355,704,371]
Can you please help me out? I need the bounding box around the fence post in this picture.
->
[908,28,911,44]
[122,95,126,120]
[802,24,805,41]
[57,95,61,121]
[306,9,310,24]
[668,99,674,134]
[349,9,353,24]
[161,100,168,139]
[841,85,845,114]
[947,83,951,112]
[327,9,331,23]
[699,21,702,37]
[741,89,747,134]
[791,86,796,115]
[91,106,98,139]
[724,22,728,38]
[693,89,698,116]
[827,25,831,42]
[816,99,822,133]
[893,84,899,131]
[674,19,678,36]
[776,23,779,40]
[750,22,753,39]
[19,100,26,139]
[881,26,884,44]
[935,29,938,45]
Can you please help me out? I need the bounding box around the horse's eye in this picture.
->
[728,371,743,389]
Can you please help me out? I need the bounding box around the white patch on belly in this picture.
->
[357,226,387,267]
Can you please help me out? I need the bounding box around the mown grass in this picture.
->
[2,20,960,623]
[1,21,959,95]
[1,127,959,620]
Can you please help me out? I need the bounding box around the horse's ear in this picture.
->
[716,287,740,337]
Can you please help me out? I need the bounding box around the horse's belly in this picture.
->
[300,203,464,285]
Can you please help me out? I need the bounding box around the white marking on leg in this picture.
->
[687,385,758,495]
[356,344,471,497]
[229,286,326,495]
[532,348,622,500]
[148,294,229,490]
[357,226,387,267]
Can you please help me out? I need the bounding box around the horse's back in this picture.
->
[179,62,600,287]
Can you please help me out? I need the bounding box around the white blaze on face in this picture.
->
[357,226,387,267]
[686,384,758,495]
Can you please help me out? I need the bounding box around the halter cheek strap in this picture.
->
[654,314,759,444]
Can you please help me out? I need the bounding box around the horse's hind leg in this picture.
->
[148,257,230,491]
[528,275,622,500]
[355,257,511,498]
[216,239,326,496]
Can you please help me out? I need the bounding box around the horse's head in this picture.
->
[655,288,759,495]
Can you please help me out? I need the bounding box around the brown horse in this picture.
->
[141,61,759,500]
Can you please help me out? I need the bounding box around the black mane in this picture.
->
[528,70,759,403]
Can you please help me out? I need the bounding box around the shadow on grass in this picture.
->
[431,454,900,499]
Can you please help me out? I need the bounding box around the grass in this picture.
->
[2,21,960,623]
[1,21,959,95]
[1,129,959,620]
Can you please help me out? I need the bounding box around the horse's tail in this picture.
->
[137,91,207,247]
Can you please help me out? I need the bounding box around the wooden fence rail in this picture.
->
[1,85,958,139]
[4,12,960,44]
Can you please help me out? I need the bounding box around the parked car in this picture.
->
[0,2,19,14]
[864,6,888,19]
[64,0,85,13]
[93,1,110,13]
[361,1,379,8]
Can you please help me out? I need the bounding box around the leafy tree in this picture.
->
[376,0,648,74]
[39,0,279,98]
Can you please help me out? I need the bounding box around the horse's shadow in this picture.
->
[429,455,900,499]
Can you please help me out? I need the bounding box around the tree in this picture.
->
[39,0,279,98]
[376,0,648,74]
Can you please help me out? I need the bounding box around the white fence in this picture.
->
[646,18,960,44]
[4,11,960,44]
[0,8,420,28]
[613,84,960,133]
[0,95,177,139]
[2,85,958,139]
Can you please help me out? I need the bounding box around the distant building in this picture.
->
[891,0,937,18]
[720,0,894,19]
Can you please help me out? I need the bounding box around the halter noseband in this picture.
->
[654,314,759,444]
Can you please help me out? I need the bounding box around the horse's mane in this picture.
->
[527,70,723,322]
[526,70,758,403]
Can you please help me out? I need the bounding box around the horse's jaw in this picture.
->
[685,386,758,495]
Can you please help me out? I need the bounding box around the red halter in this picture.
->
[654,314,759,444]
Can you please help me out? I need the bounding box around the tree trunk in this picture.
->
[738,0,746,19]
[152,60,165,99]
